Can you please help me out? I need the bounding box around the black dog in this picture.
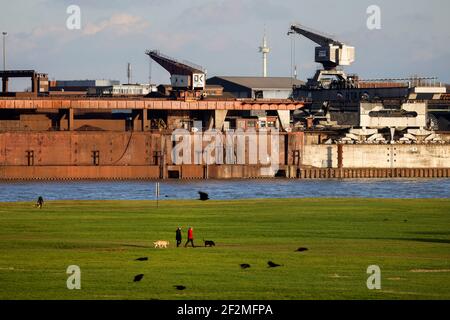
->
[204,240,215,247]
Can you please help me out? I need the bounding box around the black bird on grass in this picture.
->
[295,247,308,252]
[240,263,251,269]
[267,261,282,268]
[133,274,144,282]
[174,285,186,290]
[198,191,209,201]
[135,257,148,261]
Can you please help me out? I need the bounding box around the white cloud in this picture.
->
[83,14,150,36]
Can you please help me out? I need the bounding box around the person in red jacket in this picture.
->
[184,227,194,247]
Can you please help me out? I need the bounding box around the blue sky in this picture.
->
[1,0,449,89]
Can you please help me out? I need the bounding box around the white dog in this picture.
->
[153,240,169,248]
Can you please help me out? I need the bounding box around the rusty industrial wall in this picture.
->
[2,130,448,180]
[0,132,295,167]
[0,165,161,180]
[0,132,164,166]
[2,164,449,180]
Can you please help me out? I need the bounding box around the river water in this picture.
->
[0,179,449,202]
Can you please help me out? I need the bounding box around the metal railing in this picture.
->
[359,77,443,88]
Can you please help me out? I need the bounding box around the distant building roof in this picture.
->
[207,76,304,89]
[55,80,120,87]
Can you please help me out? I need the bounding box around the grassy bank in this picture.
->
[0,198,449,299]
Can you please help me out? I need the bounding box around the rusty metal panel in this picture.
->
[97,100,107,108]
[172,101,181,109]
[135,101,144,109]
[198,101,208,109]
[5,100,14,108]
[23,100,34,108]
[181,165,204,179]
[52,100,62,108]
[116,101,126,109]
[14,100,25,109]
[126,101,135,109]
[88,100,98,109]
[0,97,304,111]
[105,100,115,108]
[70,100,80,108]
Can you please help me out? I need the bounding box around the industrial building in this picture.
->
[207,76,304,99]
[51,79,120,92]
[87,83,157,96]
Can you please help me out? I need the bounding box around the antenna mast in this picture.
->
[127,62,132,84]
[259,29,270,77]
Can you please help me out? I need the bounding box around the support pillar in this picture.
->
[142,109,148,131]
[337,144,343,168]
[31,75,38,95]
[68,108,74,131]
[277,110,290,131]
[206,113,214,130]
[214,110,227,130]
[131,109,148,131]
[57,109,65,130]
[1,77,8,94]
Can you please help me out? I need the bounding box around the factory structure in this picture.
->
[0,24,449,180]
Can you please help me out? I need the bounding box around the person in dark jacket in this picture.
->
[36,196,44,209]
[184,227,194,247]
[176,227,182,247]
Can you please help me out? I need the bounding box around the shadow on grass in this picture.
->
[120,244,151,249]
[407,231,450,236]
[367,237,450,244]
[400,238,450,244]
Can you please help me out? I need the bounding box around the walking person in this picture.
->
[184,227,194,247]
[36,196,44,209]
[176,227,182,247]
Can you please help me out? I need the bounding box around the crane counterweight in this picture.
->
[289,24,355,70]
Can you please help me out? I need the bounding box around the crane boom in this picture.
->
[289,24,341,47]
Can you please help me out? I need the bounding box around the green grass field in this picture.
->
[0,198,449,300]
